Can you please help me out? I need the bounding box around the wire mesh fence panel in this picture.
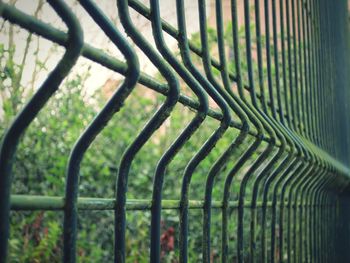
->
[0,0,350,262]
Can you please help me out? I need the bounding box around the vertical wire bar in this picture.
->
[329,195,333,261]
[302,163,327,263]
[285,0,296,131]
[297,161,324,262]
[325,0,332,153]
[323,191,327,262]
[271,0,283,123]
[294,163,324,263]
[251,131,285,263]
[316,0,325,150]
[263,8,313,258]
[312,169,323,262]
[316,0,323,148]
[260,151,293,263]
[328,196,333,260]
[236,111,275,262]
[277,138,316,262]
[307,0,317,145]
[228,0,277,173]
[222,3,271,262]
[223,144,262,262]
[241,1,270,261]
[308,0,317,146]
[329,2,338,158]
[324,193,332,262]
[301,0,311,141]
[237,2,275,260]
[173,1,246,261]
[258,1,302,258]
[306,171,326,262]
[316,0,326,151]
[210,2,263,262]
[263,123,308,263]
[293,159,323,261]
[325,178,337,261]
[323,0,330,151]
[259,131,306,263]
[270,156,300,262]
[249,0,292,250]
[279,0,292,128]
[115,1,181,261]
[296,171,314,262]
[254,0,268,114]
[318,0,328,151]
[316,175,324,262]
[330,197,341,261]
[264,0,277,119]
[149,1,232,261]
[250,1,297,260]
[247,5,304,260]
[304,169,324,262]
[254,13,306,263]
[274,129,313,262]
[291,165,318,262]
[64,1,139,262]
[291,0,302,135]
[330,1,339,157]
[330,195,336,261]
[296,0,306,138]
[329,0,337,162]
[0,1,83,261]
[312,0,323,147]
[287,163,314,262]
[304,0,313,142]
[243,0,258,106]
[308,170,331,261]
[319,0,328,149]
[131,1,211,262]
[314,170,332,262]
[305,0,317,144]
[301,165,326,262]
[311,0,321,148]
[273,158,300,261]
[191,1,252,261]
[318,173,333,262]
[315,171,327,262]
[238,2,293,262]
[254,155,284,263]
[150,5,210,262]
[323,0,331,153]
[280,162,308,262]
[323,0,332,154]
[321,0,330,154]
[263,2,305,261]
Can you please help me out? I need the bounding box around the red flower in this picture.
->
[161,226,175,252]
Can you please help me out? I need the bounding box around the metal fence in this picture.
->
[1,0,350,262]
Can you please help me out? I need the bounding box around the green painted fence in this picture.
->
[1,0,350,262]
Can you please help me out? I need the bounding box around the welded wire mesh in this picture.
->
[0,0,350,262]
